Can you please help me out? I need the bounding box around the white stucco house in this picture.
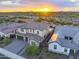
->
[48,25,79,56]
[0,22,53,46]
[15,22,53,46]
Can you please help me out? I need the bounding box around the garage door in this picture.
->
[10,34,15,38]
[25,37,28,42]
[17,36,24,40]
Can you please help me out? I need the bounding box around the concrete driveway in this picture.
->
[4,39,26,54]
[59,54,69,59]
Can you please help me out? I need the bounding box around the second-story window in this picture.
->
[33,29,34,33]
[65,36,73,40]
[69,37,72,40]
[37,31,39,34]
[30,29,32,32]
[65,36,68,40]
[21,29,24,32]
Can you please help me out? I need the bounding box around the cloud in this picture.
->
[0,0,21,6]
[0,0,79,11]
[69,0,79,2]
[63,7,79,11]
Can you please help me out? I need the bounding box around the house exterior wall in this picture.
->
[74,32,79,45]
[17,28,49,38]
[5,34,10,37]
[0,32,5,37]
[17,28,26,34]
[29,40,39,46]
[0,31,15,38]
[48,42,70,55]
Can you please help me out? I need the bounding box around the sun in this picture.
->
[33,8,50,12]
[40,8,49,12]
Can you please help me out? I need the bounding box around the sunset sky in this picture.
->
[0,0,79,12]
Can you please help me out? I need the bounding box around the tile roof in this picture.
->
[21,22,50,30]
[50,25,79,50]
[0,23,24,34]
[0,22,50,34]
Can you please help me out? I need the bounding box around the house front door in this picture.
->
[10,34,16,38]
[17,35,24,40]
[25,37,28,42]
[69,49,74,59]
[70,49,74,56]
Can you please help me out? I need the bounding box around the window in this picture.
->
[54,45,57,49]
[37,31,39,34]
[69,37,72,40]
[65,36,68,40]
[64,48,67,52]
[65,36,73,40]
[31,42,35,44]
[33,29,34,33]
[30,29,32,32]
[31,41,36,45]
[21,29,24,32]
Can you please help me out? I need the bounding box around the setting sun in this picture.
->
[33,7,52,12]
[39,8,49,12]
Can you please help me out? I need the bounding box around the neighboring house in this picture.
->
[0,23,24,37]
[48,25,79,55]
[0,22,53,46]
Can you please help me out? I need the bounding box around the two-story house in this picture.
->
[0,22,53,46]
[15,22,53,46]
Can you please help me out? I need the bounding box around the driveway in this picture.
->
[3,39,26,54]
[59,54,69,59]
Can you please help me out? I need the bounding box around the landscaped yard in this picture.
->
[25,43,40,56]
[0,37,12,47]
[22,44,65,59]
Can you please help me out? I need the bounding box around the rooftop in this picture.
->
[21,22,50,30]
[50,25,79,50]
[0,22,51,34]
[0,23,24,34]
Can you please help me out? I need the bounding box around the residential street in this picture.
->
[3,39,26,54]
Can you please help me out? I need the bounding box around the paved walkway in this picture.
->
[4,39,26,54]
